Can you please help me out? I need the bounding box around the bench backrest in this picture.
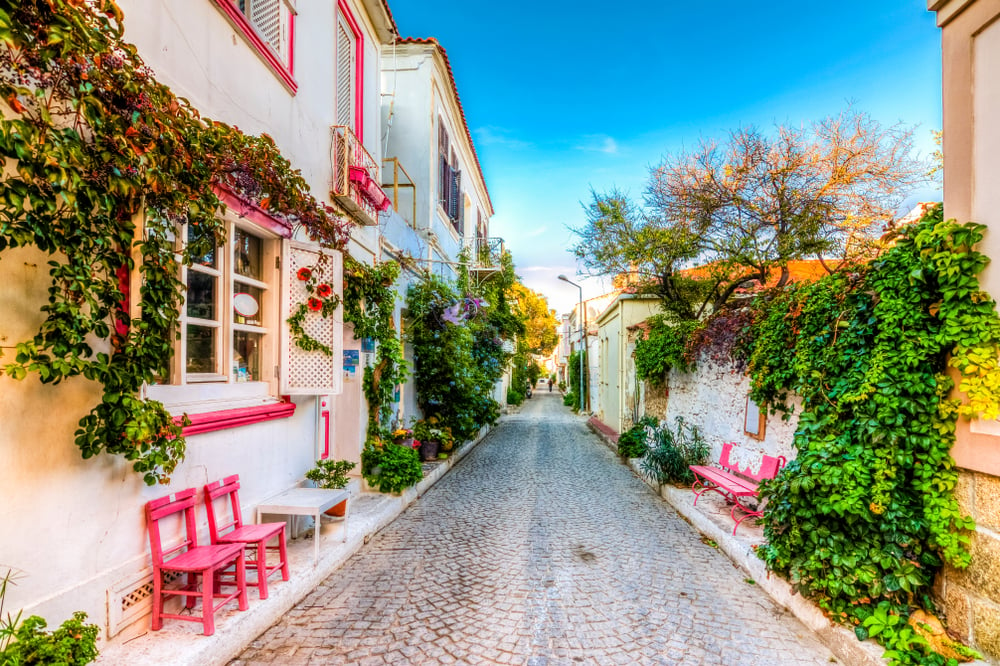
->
[719,442,786,482]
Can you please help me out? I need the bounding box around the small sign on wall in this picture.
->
[343,349,359,382]
[745,394,766,440]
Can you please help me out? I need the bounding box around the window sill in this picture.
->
[179,401,295,436]
[436,205,463,241]
[210,0,297,94]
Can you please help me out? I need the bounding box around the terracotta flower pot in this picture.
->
[325,499,348,517]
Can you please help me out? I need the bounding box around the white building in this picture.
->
[0,0,496,647]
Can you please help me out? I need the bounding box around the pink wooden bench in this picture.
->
[689,442,786,535]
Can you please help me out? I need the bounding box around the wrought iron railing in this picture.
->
[464,235,504,273]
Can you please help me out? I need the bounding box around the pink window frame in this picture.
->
[211,0,297,94]
[177,401,296,437]
[337,0,365,141]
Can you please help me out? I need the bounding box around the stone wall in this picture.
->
[939,469,1000,662]
[642,379,668,422]
[661,358,800,464]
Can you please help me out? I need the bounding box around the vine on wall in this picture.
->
[742,206,996,663]
[406,252,522,443]
[342,257,406,438]
[0,0,351,483]
[631,205,999,663]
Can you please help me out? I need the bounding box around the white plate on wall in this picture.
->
[233,292,259,317]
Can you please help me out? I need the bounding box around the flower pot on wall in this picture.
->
[419,439,440,462]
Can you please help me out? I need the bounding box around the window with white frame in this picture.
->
[160,218,279,389]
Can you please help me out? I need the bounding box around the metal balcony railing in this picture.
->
[464,235,505,275]
[381,157,417,228]
[330,125,388,226]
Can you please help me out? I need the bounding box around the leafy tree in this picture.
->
[510,283,559,355]
[573,109,932,319]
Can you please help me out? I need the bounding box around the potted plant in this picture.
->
[391,427,414,448]
[305,458,356,516]
[411,419,439,461]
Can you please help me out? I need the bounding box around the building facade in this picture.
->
[0,0,498,648]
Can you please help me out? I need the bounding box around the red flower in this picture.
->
[411,439,421,449]
[297,267,312,281]
[307,297,323,311]
[316,283,333,298]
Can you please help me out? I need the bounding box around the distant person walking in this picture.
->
[548,378,553,392]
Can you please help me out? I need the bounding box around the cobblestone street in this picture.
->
[231,392,837,665]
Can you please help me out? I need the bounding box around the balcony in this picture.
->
[381,158,417,228]
[464,235,505,276]
[330,125,389,226]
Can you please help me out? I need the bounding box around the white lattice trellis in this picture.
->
[282,242,343,395]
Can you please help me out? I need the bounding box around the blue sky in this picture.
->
[387,1,944,315]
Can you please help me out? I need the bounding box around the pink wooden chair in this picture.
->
[204,475,289,600]
[145,488,248,636]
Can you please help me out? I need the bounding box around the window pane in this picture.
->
[233,284,264,326]
[234,229,263,280]
[233,331,262,382]
[186,270,217,320]
[187,224,217,267]
[186,325,217,374]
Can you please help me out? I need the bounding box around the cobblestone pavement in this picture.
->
[232,391,837,665]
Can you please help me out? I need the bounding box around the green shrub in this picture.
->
[361,442,422,493]
[563,391,577,408]
[1,612,98,666]
[506,388,524,405]
[640,417,709,485]
[617,416,658,458]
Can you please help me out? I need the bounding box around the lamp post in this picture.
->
[558,274,585,412]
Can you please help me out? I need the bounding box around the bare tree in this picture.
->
[573,109,933,318]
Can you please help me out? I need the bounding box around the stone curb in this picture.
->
[585,420,888,666]
[95,424,494,666]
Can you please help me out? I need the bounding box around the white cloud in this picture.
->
[474,126,533,150]
[575,134,619,154]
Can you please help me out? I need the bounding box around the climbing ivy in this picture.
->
[0,0,351,483]
[633,316,696,381]
[342,257,407,438]
[406,254,522,442]
[737,205,997,664]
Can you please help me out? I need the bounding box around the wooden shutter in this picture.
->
[281,241,344,395]
[336,22,354,129]
[448,168,461,223]
[249,0,282,53]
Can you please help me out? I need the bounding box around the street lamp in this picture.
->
[558,274,585,412]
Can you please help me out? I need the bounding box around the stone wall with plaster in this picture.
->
[661,357,801,464]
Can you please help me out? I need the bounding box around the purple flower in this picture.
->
[442,302,464,325]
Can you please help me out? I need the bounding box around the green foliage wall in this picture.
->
[735,205,1000,662]
[567,350,588,411]
[405,264,520,441]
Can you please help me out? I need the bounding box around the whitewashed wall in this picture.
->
[0,0,388,641]
[663,358,802,464]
